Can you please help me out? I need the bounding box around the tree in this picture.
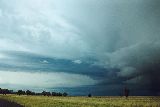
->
[52,92,56,96]
[17,90,23,96]
[124,87,130,98]
[26,90,32,95]
[0,88,13,95]
[46,92,51,97]
[57,92,62,96]
[63,92,68,97]
[88,93,92,97]
[2,89,7,95]
[42,91,46,96]
[31,92,36,95]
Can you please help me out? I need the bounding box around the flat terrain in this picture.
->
[0,95,160,107]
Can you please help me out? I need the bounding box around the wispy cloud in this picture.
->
[72,60,82,64]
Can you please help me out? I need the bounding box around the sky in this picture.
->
[0,0,160,96]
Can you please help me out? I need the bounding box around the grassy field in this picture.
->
[0,95,160,107]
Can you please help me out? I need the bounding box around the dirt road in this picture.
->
[0,99,23,107]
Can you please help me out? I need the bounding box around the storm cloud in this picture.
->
[0,0,160,95]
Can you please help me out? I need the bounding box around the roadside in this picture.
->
[0,98,24,107]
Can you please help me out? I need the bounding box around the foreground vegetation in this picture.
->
[0,95,160,107]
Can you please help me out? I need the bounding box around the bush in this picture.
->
[88,93,92,97]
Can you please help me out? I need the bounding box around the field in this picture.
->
[0,95,160,107]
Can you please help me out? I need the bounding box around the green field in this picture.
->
[0,95,160,107]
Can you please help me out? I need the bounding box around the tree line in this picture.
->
[0,88,68,97]
[0,87,130,98]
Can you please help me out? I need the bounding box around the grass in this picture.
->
[0,95,160,107]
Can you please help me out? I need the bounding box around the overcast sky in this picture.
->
[0,0,160,95]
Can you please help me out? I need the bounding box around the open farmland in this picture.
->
[0,95,160,107]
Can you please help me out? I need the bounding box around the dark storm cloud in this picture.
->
[96,0,160,95]
[0,51,107,78]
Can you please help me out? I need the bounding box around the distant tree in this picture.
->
[2,89,7,95]
[22,91,26,95]
[17,90,25,95]
[58,92,62,96]
[0,88,2,94]
[124,87,130,98]
[51,92,64,96]
[26,90,32,95]
[0,88,11,95]
[9,90,14,94]
[52,92,56,96]
[42,91,46,96]
[17,90,23,96]
[35,93,42,96]
[31,92,36,95]
[0,87,68,97]
[46,92,51,97]
[63,92,68,97]
[88,93,92,97]
[41,91,51,96]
